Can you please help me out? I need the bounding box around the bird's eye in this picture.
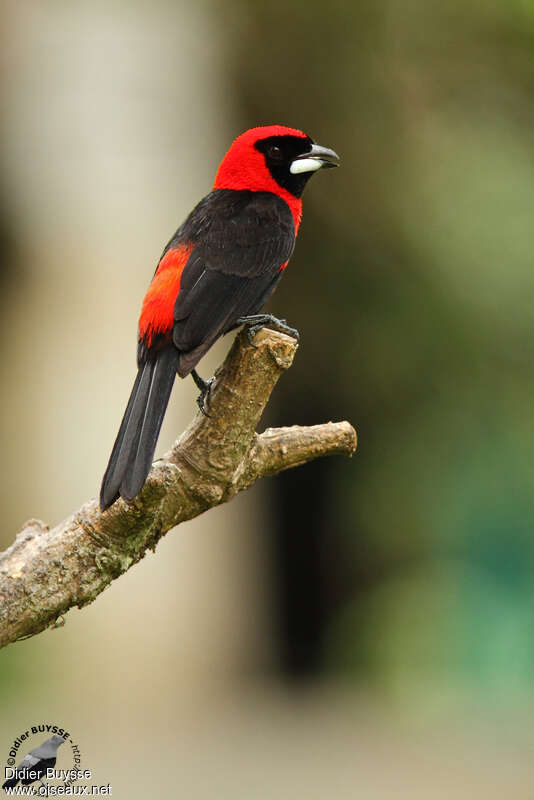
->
[268,145,283,160]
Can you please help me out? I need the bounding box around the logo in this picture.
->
[2,725,111,796]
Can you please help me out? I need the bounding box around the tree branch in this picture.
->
[0,328,356,650]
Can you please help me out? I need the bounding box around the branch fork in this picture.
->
[0,328,356,649]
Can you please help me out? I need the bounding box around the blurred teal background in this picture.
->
[1,0,534,796]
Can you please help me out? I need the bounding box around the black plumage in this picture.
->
[101,191,294,511]
[100,346,179,508]
[100,127,338,510]
[172,190,294,375]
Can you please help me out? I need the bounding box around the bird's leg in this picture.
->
[236,314,300,346]
[39,778,47,789]
[191,369,215,417]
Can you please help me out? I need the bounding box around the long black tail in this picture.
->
[100,346,179,511]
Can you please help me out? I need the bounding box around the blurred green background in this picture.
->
[1,0,534,796]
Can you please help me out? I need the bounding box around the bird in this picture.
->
[2,734,66,790]
[100,124,339,511]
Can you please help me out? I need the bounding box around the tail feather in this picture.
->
[100,347,179,511]
[121,351,178,500]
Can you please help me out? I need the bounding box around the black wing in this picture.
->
[172,189,295,377]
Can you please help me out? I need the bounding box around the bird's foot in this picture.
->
[236,314,300,347]
[191,369,215,417]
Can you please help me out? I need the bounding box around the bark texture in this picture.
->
[0,328,356,650]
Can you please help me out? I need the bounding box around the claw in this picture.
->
[191,370,215,417]
[236,314,300,344]
[247,325,261,347]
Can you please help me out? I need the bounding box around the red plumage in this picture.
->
[213,125,307,230]
[138,244,193,347]
[100,125,338,510]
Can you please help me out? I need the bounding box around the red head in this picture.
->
[213,125,339,230]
